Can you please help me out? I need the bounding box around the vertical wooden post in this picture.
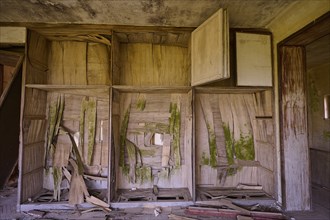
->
[280,46,311,211]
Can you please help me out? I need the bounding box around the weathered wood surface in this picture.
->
[0,27,26,44]
[26,31,49,84]
[48,41,110,85]
[280,46,310,211]
[191,9,229,86]
[195,91,274,194]
[115,92,192,190]
[87,43,110,85]
[118,43,189,86]
[114,31,190,47]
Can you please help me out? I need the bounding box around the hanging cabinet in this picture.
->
[18,8,275,211]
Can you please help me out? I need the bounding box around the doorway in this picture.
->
[278,12,330,211]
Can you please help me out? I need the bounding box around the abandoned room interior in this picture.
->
[0,0,329,219]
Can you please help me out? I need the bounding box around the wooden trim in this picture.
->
[194,87,269,94]
[0,64,3,96]
[192,88,196,202]
[108,88,113,204]
[112,85,191,93]
[17,32,28,211]
[278,11,330,46]
[277,12,330,212]
[0,51,24,107]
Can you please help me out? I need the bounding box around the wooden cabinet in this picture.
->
[18,8,275,211]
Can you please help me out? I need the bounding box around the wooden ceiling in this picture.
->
[0,0,298,28]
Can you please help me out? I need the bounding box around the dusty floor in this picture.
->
[1,186,329,220]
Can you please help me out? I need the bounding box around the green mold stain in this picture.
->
[53,166,62,201]
[144,122,169,133]
[234,133,254,161]
[169,103,181,168]
[136,94,146,111]
[122,165,130,176]
[140,148,156,157]
[201,152,210,166]
[222,123,255,175]
[119,107,130,167]
[135,166,152,184]
[223,123,234,166]
[206,123,217,168]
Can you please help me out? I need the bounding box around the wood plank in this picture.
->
[113,85,191,93]
[25,85,110,98]
[26,31,49,84]
[87,43,110,85]
[257,167,275,196]
[23,119,47,144]
[191,9,229,86]
[48,41,87,85]
[280,46,310,210]
[119,43,189,86]
[23,88,47,116]
[0,27,26,44]
[22,142,44,175]
[21,169,43,202]
[195,87,267,94]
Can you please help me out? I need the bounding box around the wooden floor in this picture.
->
[1,186,329,220]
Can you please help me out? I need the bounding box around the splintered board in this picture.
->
[46,92,109,170]
[112,90,192,192]
[195,90,275,196]
[113,41,190,86]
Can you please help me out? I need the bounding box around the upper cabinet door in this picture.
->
[191,8,229,86]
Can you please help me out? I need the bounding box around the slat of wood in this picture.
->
[21,169,43,202]
[22,142,44,175]
[23,119,47,145]
[87,43,110,85]
[23,88,47,116]
[48,41,87,85]
[119,43,189,86]
[26,31,49,84]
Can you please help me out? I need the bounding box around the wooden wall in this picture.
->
[112,37,190,86]
[112,91,192,193]
[20,30,111,202]
[195,89,275,196]
[47,41,110,85]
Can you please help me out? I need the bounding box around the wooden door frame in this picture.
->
[278,12,330,211]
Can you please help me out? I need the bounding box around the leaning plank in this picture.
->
[85,195,109,208]
[68,158,89,205]
[196,199,250,215]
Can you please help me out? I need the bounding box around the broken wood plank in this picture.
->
[196,199,250,215]
[85,195,109,208]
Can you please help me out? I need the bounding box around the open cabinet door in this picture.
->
[191,8,229,86]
